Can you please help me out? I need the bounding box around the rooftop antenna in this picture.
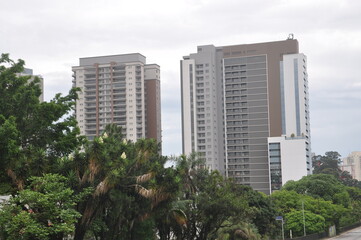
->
[287,33,294,40]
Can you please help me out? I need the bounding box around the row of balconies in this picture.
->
[225,96,247,102]
[227,158,250,163]
[226,108,248,114]
[225,77,247,84]
[225,72,246,78]
[226,120,249,126]
[227,114,248,120]
[226,102,248,108]
[225,84,247,90]
[228,171,251,176]
[227,164,249,170]
[227,133,248,138]
[225,90,247,96]
[228,152,250,157]
[227,146,249,152]
[224,65,246,71]
[227,126,248,132]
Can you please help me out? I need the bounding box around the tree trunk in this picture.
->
[74,223,88,240]
[49,233,64,240]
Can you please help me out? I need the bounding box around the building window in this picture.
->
[269,143,282,192]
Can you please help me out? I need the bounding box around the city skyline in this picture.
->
[1,0,360,158]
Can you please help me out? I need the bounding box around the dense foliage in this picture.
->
[271,155,361,238]
[284,210,325,237]
[0,53,84,194]
[0,174,81,240]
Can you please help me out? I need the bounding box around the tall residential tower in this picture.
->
[181,39,311,194]
[72,54,161,144]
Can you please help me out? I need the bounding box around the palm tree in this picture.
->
[72,124,178,240]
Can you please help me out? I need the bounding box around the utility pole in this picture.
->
[302,200,306,236]
[282,219,285,240]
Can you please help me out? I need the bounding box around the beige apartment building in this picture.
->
[72,54,161,144]
[341,152,361,181]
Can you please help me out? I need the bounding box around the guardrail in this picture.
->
[272,222,361,240]
[339,221,361,234]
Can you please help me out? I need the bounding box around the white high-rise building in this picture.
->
[181,39,311,194]
[268,53,311,191]
[72,54,161,144]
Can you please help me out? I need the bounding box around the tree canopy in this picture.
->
[271,166,361,237]
[0,53,84,194]
[0,174,81,240]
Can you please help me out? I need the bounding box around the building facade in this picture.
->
[72,54,161,144]
[181,39,311,194]
[341,152,361,181]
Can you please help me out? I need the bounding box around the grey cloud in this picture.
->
[1,0,361,157]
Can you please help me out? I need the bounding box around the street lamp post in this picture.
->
[276,216,285,240]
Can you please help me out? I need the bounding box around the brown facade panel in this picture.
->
[248,125,269,132]
[249,138,268,144]
[222,39,299,137]
[249,163,270,170]
[250,170,270,175]
[246,157,268,164]
[249,151,268,157]
[249,144,268,151]
[145,79,160,141]
[248,100,268,107]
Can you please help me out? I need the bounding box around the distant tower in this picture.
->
[20,68,44,102]
[72,54,161,145]
[181,39,311,194]
[341,152,361,180]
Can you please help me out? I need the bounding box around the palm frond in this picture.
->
[135,185,155,198]
[171,209,187,227]
[151,188,171,208]
[6,168,24,190]
[88,157,100,183]
[94,178,112,196]
[136,172,154,183]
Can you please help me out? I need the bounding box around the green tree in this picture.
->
[168,154,250,240]
[60,124,179,240]
[216,221,261,240]
[285,210,325,237]
[0,53,84,193]
[0,174,81,240]
[271,189,348,230]
[342,187,361,225]
[312,151,361,187]
[232,185,278,238]
[312,151,341,177]
[271,190,301,214]
[282,174,349,204]
[339,170,361,188]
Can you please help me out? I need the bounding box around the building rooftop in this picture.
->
[79,53,146,66]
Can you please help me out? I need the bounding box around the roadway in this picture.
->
[326,226,361,240]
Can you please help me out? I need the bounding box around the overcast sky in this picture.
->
[1,0,360,158]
